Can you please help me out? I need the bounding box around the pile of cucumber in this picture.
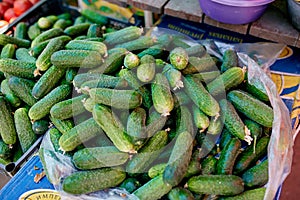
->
[0,7,275,200]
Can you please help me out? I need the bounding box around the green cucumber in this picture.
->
[173,91,191,107]
[14,22,27,39]
[201,155,217,175]
[132,175,172,200]
[119,177,141,193]
[89,88,142,110]
[175,106,195,138]
[244,119,263,154]
[244,72,269,102]
[86,23,103,38]
[32,119,49,135]
[187,175,244,196]
[0,96,17,144]
[144,110,168,138]
[219,187,266,200]
[65,68,78,83]
[103,26,143,46]
[35,36,72,73]
[0,139,13,160]
[62,167,126,195]
[163,63,184,91]
[207,67,245,97]
[137,55,156,83]
[14,107,37,153]
[0,59,36,79]
[193,105,210,133]
[124,52,140,69]
[227,90,274,127]
[183,75,220,117]
[1,79,21,107]
[59,118,102,151]
[27,23,41,40]
[126,130,168,174]
[219,128,233,150]
[185,44,206,57]
[50,95,87,120]
[15,48,36,63]
[151,73,174,116]
[185,149,202,178]
[65,40,107,57]
[234,136,269,174]
[63,23,91,37]
[163,131,194,186]
[72,146,129,170]
[137,44,166,59]
[73,16,86,25]
[207,116,223,135]
[80,8,108,25]
[53,19,72,30]
[127,107,147,147]
[182,56,218,75]
[168,187,195,200]
[73,72,119,88]
[216,138,241,175]
[51,49,103,69]
[31,28,64,48]
[169,47,189,70]
[8,76,37,106]
[82,97,95,112]
[0,34,30,48]
[220,49,238,73]
[28,84,72,120]
[148,163,167,178]
[115,36,156,52]
[32,65,67,99]
[190,71,220,83]
[242,159,268,188]
[49,115,74,135]
[219,99,252,144]
[37,17,54,29]
[1,44,16,59]
[29,39,50,58]
[92,104,135,153]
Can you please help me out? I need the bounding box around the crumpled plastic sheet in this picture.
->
[39,27,296,200]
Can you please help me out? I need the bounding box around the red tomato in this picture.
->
[4,7,16,22]
[13,0,33,16]
[2,0,14,6]
[29,0,39,5]
[0,2,11,18]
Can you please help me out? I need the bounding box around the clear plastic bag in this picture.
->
[39,27,297,200]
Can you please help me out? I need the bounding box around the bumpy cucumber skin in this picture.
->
[62,167,126,195]
[163,63,184,91]
[151,73,174,116]
[31,28,64,48]
[72,146,129,170]
[168,187,195,200]
[103,26,143,46]
[65,40,107,57]
[81,8,108,25]
[1,44,16,59]
[126,130,168,174]
[137,56,156,83]
[126,107,147,146]
[32,119,49,135]
[0,96,17,145]
[1,79,21,107]
[219,187,266,200]
[28,84,72,121]
[242,159,268,188]
[14,22,27,39]
[133,175,172,200]
[227,90,274,127]
[0,34,30,48]
[182,56,217,75]
[187,175,244,196]
[184,75,220,117]
[216,138,241,175]
[63,23,91,37]
[201,155,217,175]
[0,139,13,160]
[14,108,37,153]
[27,23,41,41]
[148,163,167,178]
[169,47,189,70]
[92,104,135,153]
[115,36,155,52]
[0,59,36,79]
[15,48,36,63]
[220,49,238,73]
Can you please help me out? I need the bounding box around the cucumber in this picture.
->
[57,12,72,20]
[187,175,244,196]
[244,72,269,102]
[92,104,135,153]
[219,187,266,200]
[119,177,141,193]
[116,36,156,52]
[53,19,72,30]
[216,138,241,175]
[65,68,78,84]
[126,130,168,175]
[182,56,218,75]
[1,44,16,59]
[0,139,13,160]
[27,23,41,40]
[190,71,220,83]
[170,36,190,49]
[132,175,172,200]
[14,22,27,39]
[234,136,269,174]
[29,39,50,58]
[32,65,67,99]
[193,105,210,133]
[49,115,74,135]
[31,28,64,48]
[169,47,189,70]
[185,149,202,178]
[1,79,21,107]
[15,48,36,63]
[207,67,245,97]
[58,118,102,151]
[80,8,108,25]
[50,95,87,120]
[219,99,252,144]
[156,34,173,47]
[73,72,120,88]
[168,187,195,200]
[35,36,72,73]
[162,63,184,90]
[32,119,49,135]
[0,96,17,145]
[86,23,103,38]
[144,110,168,138]
[51,50,103,69]
[62,167,126,195]
[74,16,86,25]
[127,107,147,147]
[148,163,167,178]
[201,155,217,175]
[219,128,233,150]
[220,49,238,73]
[103,26,143,46]
[0,34,30,48]
[0,59,36,79]
[124,52,140,69]
[244,119,263,154]
[183,75,220,117]
[28,84,72,121]
[175,106,195,138]
[8,76,37,106]
[14,107,37,153]
[65,40,107,57]
[163,131,194,187]
[89,88,142,110]
[207,116,223,135]
[72,146,129,170]
[242,159,268,188]
[185,44,206,57]
[37,17,53,29]
[137,55,156,83]
[48,127,63,153]
[173,91,191,107]
[63,23,91,37]
[137,44,166,59]
[151,73,174,116]
[227,90,274,127]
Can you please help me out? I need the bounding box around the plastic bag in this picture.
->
[39,27,296,200]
